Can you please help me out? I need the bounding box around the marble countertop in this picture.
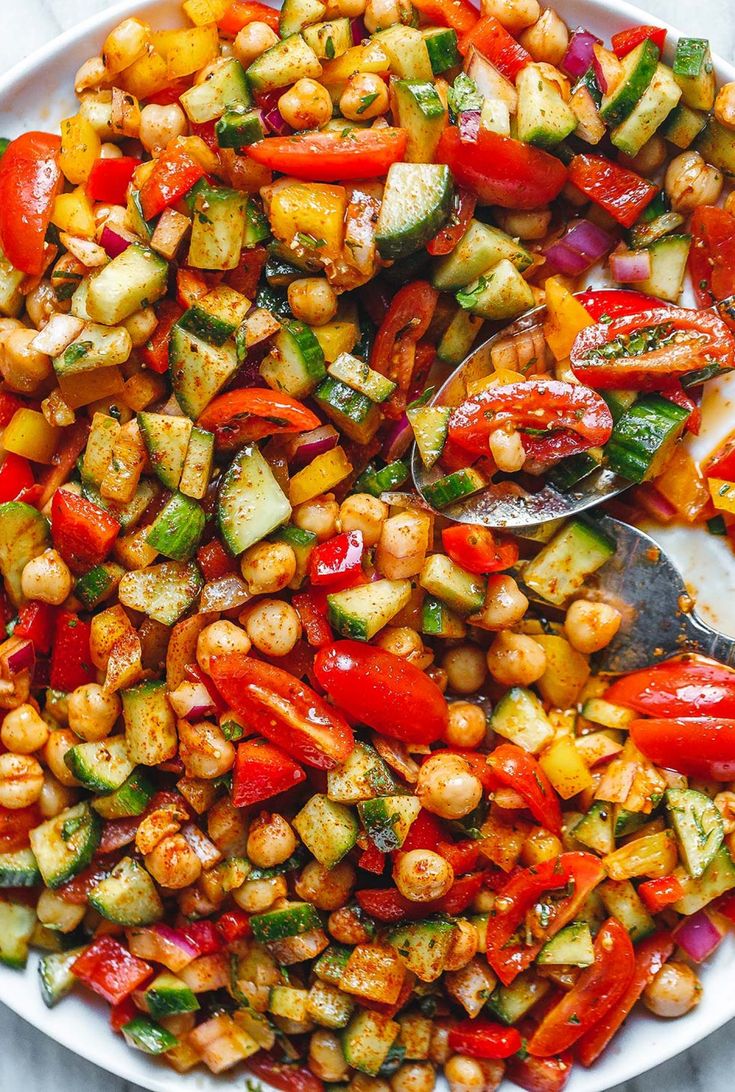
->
[2,0,735,1090]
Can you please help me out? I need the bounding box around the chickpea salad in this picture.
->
[4,1,735,1091]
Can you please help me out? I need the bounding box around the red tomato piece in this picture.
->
[314,640,448,745]
[568,155,658,228]
[0,132,63,275]
[231,738,307,806]
[638,875,685,913]
[412,0,479,32]
[458,14,531,78]
[197,387,320,447]
[246,1054,324,1092]
[218,0,281,34]
[506,1051,574,1092]
[0,392,24,429]
[437,838,480,874]
[705,436,735,482]
[292,591,333,650]
[689,205,735,307]
[51,489,121,569]
[57,859,117,905]
[0,804,41,852]
[225,245,268,298]
[87,157,139,205]
[356,872,485,921]
[487,744,563,834]
[217,908,252,943]
[145,79,191,106]
[427,190,477,256]
[50,612,95,692]
[309,531,364,588]
[358,842,387,873]
[437,127,567,209]
[442,525,519,574]
[630,716,735,780]
[211,654,354,769]
[180,919,223,956]
[369,280,438,417]
[449,1020,523,1059]
[72,937,153,1006]
[0,453,34,502]
[605,658,735,717]
[401,809,448,853]
[246,129,408,182]
[139,146,206,221]
[196,539,238,582]
[611,24,666,57]
[575,289,658,320]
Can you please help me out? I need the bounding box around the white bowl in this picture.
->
[2,1,735,1090]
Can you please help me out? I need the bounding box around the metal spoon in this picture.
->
[411,302,630,530]
[530,515,735,674]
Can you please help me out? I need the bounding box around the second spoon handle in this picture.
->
[683,612,735,668]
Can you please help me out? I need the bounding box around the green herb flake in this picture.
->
[356,92,379,115]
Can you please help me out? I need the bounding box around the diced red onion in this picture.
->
[562,28,602,78]
[168,680,216,721]
[199,574,250,613]
[544,219,615,276]
[458,110,481,143]
[262,105,292,136]
[127,924,199,972]
[351,15,368,43]
[181,822,223,869]
[290,424,340,468]
[633,483,678,523]
[3,637,35,676]
[610,248,652,283]
[591,44,611,94]
[100,225,132,258]
[383,413,414,463]
[674,910,724,963]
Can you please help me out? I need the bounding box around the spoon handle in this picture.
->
[683,612,735,667]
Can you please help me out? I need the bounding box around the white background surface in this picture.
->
[2,1,735,1090]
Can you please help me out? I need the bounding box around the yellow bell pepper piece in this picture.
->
[603,829,679,881]
[655,447,709,521]
[120,50,170,100]
[269,181,348,260]
[3,409,59,464]
[183,0,229,24]
[543,275,595,361]
[321,41,390,97]
[51,188,96,238]
[709,477,735,514]
[533,634,590,708]
[58,366,124,410]
[152,24,220,79]
[466,368,525,396]
[539,736,593,799]
[311,317,359,362]
[289,446,353,506]
[60,115,101,185]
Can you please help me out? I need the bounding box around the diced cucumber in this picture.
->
[672,847,735,914]
[696,116,735,175]
[581,698,635,729]
[388,918,455,982]
[638,233,691,302]
[179,286,251,346]
[246,34,322,93]
[217,445,291,555]
[327,741,396,804]
[122,1015,178,1055]
[121,680,178,766]
[314,375,381,445]
[517,64,576,148]
[419,553,485,615]
[293,794,359,868]
[315,944,352,986]
[89,856,163,926]
[375,25,432,79]
[328,352,396,403]
[143,972,200,1018]
[456,258,535,321]
[408,405,450,469]
[522,516,615,606]
[216,105,268,149]
[358,796,421,852]
[0,248,24,316]
[86,244,168,326]
[272,523,317,588]
[269,984,310,1023]
[666,788,724,879]
[0,501,50,606]
[437,309,484,366]
[490,687,554,754]
[303,18,352,59]
[29,803,101,889]
[421,595,467,638]
[610,64,681,157]
[614,807,649,839]
[83,478,160,532]
[307,979,354,1028]
[432,219,533,291]
[354,460,410,497]
[261,320,326,398]
[279,0,326,37]
[393,80,447,163]
[660,103,707,148]
[170,323,239,419]
[118,561,203,626]
[251,901,322,943]
[538,922,594,966]
[188,183,247,271]
[38,947,84,1007]
[0,900,36,968]
[605,394,690,483]
[92,767,155,819]
[421,467,488,510]
[376,162,453,262]
[598,879,655,941]
[421,26,460,73]
[0,847,40,888]
[138,412,192,490]
[600,39,659,125]
[179,57,250,124]
[54,323,132,376]
[327,578,411,640]
[146,492,206,562]
[488,972,550,1024]
[673,37,716,110]
[179,426,214,501]
[547,451,602,493]
[343,1010,400,1076]
[64,736,135,793]
[572,802,615,856]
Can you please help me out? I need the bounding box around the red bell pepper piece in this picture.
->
[487,744,563,834]
[217,908,252,943]
[246,128,408,182]
[0,453,34,502]
[606,658,735,717]
[196,539,238,582]
[231,738,307,807]
[401,809,448,852]
[0,392,24,428]
[218,0,281,34]
[225,244,268,298]
[437,127,567,210]
[369,280,438,418]
[486,853,605,985]
[314,640,448,745]
[180,919,224,956]
[688,205,735,307]
[576,930,674,1066]
[87,156,140,205]
[576,289,657,320]
[458,14,531,78]
[110,997,137,1032]
[189,120,219,152]
[630,716,735,781]
[72,937,153,1006]
[706,437,735,482]
[356,872,485,922]
[506,1051,574,1092]
[638,875,685,913]
[427,189,477,256]
[449,1020,522,1059]
[141,299,184,374]
[0,132,63,275]
[13,601,56,654]
[145,79,191,106]
[437,839,480,875]
[197,388,320,448]
[568,155,658,228]
[411,0,479,33]
[359,842,387,873]
[611,24,666,57]
[51,489,121,569]
[139,145,206,221]
[38,419,90,510]
[441,747,496,793]
[0,804,41,852]
[50,612,95,691]
[309,531,364,588]
[292,591,333,649]
[660,380,700,435]
[442,524,519,574]
[176,268,209,309]
[246,1054,324,1092]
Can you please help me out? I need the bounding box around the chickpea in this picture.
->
[665,151,723,213]
[391,1063,436,1092]
[247,812,298,868]
[208,797,249,856]
[310,1030,350,1082]
[67,683,121,741]
[245,599,302,657]
[43,729,82,787]
[329,0,367,15]
[296,860,356,910]
[278,80,332,132]
[473,574,528,631]
[564,600,622,654]
[0,752,44,808]
[715,791,735,834]
[232,873,288,912]
[25,281,61,330]
[39,772,77,818]
[480,0,539,33]
[364,0,401,32]
[100,142,123,159]
[37,889,86,933]
[1,704,49,754]
[288,278,338,326]
[417,753,483,820]
[495,207,552,241]
[486,632,546,686]
[444,919,478,972]
[394,849,454,902]
[145,832,202,889]
[179,720,235,779]
[519,9,569,65]
[1,328,53,393]
[240,541,296,594]
[339,493,388,546]
[521,828,563,866]
[642,961,702,1018]
[293,495,339,541]
[136,803,186,855]
[444,1055,486,1092]
[620,135,667,176]
[139,103,187,156]
[725,191,735,217]
[233,22,279,68]
[20,550,73,607]
[351,1080,391,1092]
[446,702,487,749]
[429,1023,451,1066]
[376,627,432,669]
[488,428,526,473]
[124,307,158,348]
[74,55,108,95]
[715,82,735,130]
[442,645,487,695]
[196,619,251,674]
[340,73,390,122]
[328,904,372,943]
